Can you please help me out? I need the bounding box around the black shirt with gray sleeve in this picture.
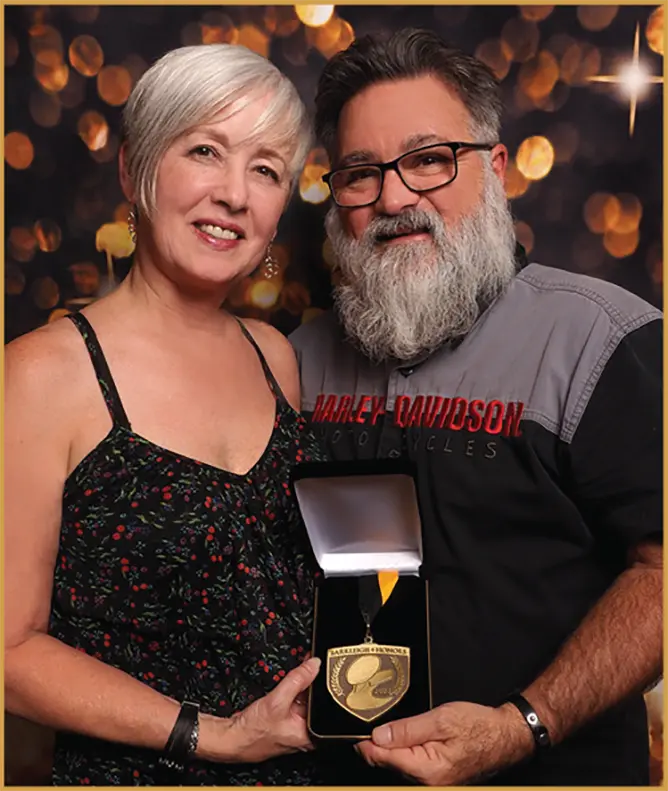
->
[290,262,662,785]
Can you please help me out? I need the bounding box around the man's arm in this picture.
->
[517,540,661,744]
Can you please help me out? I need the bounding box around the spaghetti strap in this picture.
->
[235,318,288,403]
[67,313,131,429]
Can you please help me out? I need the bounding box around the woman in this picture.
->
[5,43,326,785]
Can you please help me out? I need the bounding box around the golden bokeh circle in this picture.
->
[264,6,301,38]
[29,91,62,128]
[514,220,535,255]
[520,6,554,22]
[603,228,639,258]
[308,16,354,59]
[646,7,664,56]
[90,134,120,164]
[29,25,63,59]
[31,276,61,310]
[250,280,280,309]
[96,222,135,258]
[6,32,20,67]
[516,136,555,181]
[34,219,62,252]
[518,50,560,100]
[533,81,570,113]
[612,194,643,234]
[68,7,100,24]
[577,5,619,33]
[77,111,109,151]
[560,42,601,85]
[114,202,132,224]
[122,54,149,84]
[501,18,540,63]
[97,65,132,106]
[9,227,38,262]
[299,164,330,204]
[5,131,35,170]
[583,193,621,235]
[69,262,101,296]
[200,11,238,44]
[295,5,334,27]
[475,39,511,81]
[6,263,27,296]
[505,160,530,199]
[34,54,70,93]
[49,308,71,323]
[237,24,270,57]
[69,35,104,77]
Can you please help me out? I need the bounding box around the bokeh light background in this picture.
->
[3,3,664,784]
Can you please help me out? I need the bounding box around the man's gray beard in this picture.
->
[326,166,518,363]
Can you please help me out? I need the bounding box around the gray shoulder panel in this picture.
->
[290,265,662,444]
[515,265,661,441]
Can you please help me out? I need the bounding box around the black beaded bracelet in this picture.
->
[158,700,200,775]
[506,693,552,751]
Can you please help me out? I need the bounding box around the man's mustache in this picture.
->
[364,209,441,245]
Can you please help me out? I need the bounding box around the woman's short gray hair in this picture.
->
[122,44,313,216]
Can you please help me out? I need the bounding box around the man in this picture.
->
[291,28,662,785]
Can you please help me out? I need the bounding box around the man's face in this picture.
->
[334,75,507,241]
[325,74,518,363]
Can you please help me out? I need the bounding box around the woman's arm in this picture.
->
[4,327,317,763]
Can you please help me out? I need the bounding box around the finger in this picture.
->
[372,709,441,748]
[268,657,321,711]
[361,743,424,779]
[356,741,378,766]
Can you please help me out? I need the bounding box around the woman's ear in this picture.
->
[118,144,136,203]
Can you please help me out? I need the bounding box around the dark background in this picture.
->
[4,4,664,345]
[3,4,664,784]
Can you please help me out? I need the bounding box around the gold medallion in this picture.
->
[326,570,410,722]
[326,640,410,722]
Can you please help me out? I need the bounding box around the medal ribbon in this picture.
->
[359,570,399,641]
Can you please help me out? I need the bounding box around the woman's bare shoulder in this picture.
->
[237,318,301,409]
[5,316,87,402]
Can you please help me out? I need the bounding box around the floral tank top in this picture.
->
[49,312,326,785]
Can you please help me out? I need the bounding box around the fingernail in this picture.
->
[307,657,321,672]
[372,724,391,745]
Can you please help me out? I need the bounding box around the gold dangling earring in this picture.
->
[127,205,138,245]
[263,242,279,279]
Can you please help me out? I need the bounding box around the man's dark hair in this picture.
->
[315,27,502,161]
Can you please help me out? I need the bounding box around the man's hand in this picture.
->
[356,700,535,786]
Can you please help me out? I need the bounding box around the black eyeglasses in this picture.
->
[322,141,496,208]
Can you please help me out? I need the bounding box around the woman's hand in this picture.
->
[200,657,321,763]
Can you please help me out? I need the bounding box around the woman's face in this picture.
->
[141,94,292,291]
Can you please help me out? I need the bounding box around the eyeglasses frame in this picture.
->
[322,141,497,208]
